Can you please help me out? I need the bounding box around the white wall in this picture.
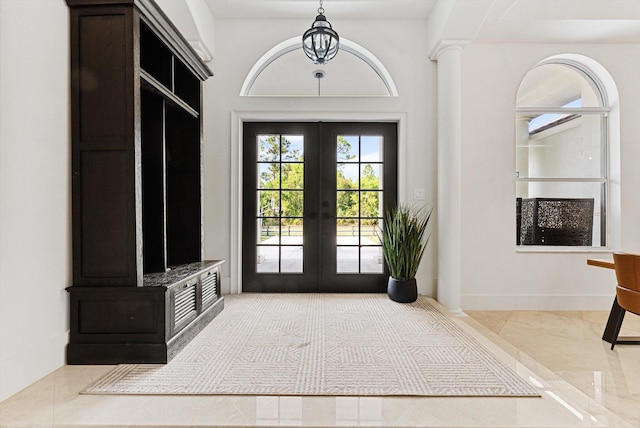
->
[459,44,640,310]
[201,18,437,296]
[0,0,71,401]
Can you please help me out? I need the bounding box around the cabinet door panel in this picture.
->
[171,281,198,336]
[79,150,133,280]
[78,299,158,334]
[78,13,129,142]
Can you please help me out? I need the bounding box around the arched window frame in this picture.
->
[239,37,399,97]
[516,58,612,248]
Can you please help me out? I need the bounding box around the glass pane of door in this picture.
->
[256,134,304,273]
[335,135,384,274]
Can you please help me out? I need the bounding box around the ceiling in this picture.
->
[203,0,640,43]
[470,0,640,43]
[203,0,437,20]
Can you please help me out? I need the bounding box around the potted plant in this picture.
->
[380,204,431,303]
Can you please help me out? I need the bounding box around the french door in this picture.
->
[242,122,397,292]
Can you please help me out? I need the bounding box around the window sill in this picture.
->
[515,246,613,254]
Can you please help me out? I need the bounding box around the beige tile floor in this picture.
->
[1,299,639,427]
[465,309,640,428]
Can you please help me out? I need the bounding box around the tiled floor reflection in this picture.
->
[1,298,638,427]
[335,397,383,426]
[256,396,303,425]
[465,309,640,427]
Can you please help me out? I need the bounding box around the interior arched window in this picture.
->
[240,37,398,97]
[516,61,609,247]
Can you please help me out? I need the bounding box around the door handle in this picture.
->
[321,200,333,220]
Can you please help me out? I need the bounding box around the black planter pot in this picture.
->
[387,277,418,303]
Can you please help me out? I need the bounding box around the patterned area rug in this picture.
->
[83,294,539,397]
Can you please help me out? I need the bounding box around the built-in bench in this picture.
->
[67,260,224,364]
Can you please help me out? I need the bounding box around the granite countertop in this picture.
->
[143,260,224,287]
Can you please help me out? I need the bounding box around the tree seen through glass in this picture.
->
[258,135,382,227]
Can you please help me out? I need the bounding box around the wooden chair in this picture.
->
[610,252,640,349]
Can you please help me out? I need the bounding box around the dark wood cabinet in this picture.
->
[65,0,223,364]
[68,261,224,364]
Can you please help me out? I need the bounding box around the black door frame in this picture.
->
[241,121,397,293]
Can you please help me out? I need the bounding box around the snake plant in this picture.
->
[380,204,432,281]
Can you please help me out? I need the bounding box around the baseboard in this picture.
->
[67,343,169,365]
[461,294,615,311]
[0,330,68,402]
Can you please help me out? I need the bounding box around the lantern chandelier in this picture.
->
[302,0,339,65]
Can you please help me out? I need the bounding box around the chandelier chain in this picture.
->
[318,0,324,15]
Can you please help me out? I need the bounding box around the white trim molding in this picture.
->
[229,111,408,294]
[239,37,399,97]
[461,293,615,311]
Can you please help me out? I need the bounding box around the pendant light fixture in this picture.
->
[302,0,339,65]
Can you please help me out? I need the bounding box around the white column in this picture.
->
[434,45,463,314]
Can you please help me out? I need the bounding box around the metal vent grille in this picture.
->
[174,282,197,327]
[202,271,218,307]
